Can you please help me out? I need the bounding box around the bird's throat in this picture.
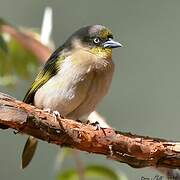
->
[89,47,112,60]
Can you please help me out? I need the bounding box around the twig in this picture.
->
[1,24,51,62]
[0,92,180,169]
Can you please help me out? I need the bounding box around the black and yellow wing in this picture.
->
[22,46,66,168]
[23,47,66,104]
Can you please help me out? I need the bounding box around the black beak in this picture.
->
[103,38,122,48]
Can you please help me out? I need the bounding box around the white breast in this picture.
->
[34,49,114,121]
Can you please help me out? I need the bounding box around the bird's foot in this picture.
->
[91,121,101,130]
[52,110,61,122]
[87,120,106,135]
[87,120,101,130]
[52,111,65,131]
[43,109,62,122]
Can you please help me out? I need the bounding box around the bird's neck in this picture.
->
[89,47,112,60]
[68,48,113,72]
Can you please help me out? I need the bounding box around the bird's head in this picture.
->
[64,25,122,59]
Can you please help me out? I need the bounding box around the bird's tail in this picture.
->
[21,136,38,169]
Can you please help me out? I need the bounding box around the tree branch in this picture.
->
[1,24,51,62]
[0,92,180,169]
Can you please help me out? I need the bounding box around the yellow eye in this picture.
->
[93,37,100,44]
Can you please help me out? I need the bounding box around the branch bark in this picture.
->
[0,92,180,169]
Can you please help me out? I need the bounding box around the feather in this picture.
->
[23,47,66,104]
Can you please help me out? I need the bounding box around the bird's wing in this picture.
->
[23,47,66,104]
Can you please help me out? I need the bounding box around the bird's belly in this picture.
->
[34,61,114,121]
[34,70,94,118]
[67,68,114,120]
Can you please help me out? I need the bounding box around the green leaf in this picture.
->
[0,18,7,26]
[9,37,39,78]
[57,164,127,180]
[0,32,39,87]
[0,75,17,87]
[0,35,8,53]
[85,165,121,180]
[57,169,77,180]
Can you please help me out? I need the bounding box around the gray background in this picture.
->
[0,0,180,179]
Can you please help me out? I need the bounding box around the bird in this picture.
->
[21,24,122,168]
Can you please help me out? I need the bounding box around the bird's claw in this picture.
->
[87,121,101,130]
[43,109,62,121]
[52,110,61,122]
[87,120,106,135]
[92,121,101,130]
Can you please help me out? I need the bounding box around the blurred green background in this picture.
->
[0,0,180,179]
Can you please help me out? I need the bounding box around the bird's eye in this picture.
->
[93,37,100,44]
